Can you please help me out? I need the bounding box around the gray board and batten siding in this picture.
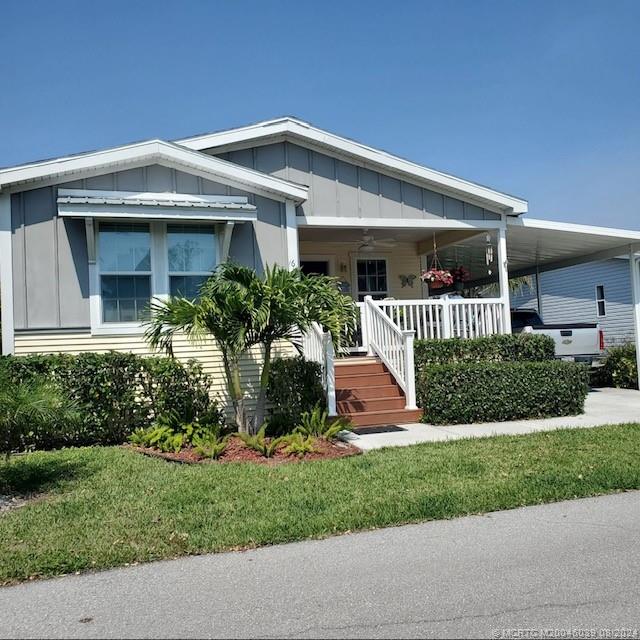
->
[511,259,635,347]
[213,141,502,221]
[10,164,288,331]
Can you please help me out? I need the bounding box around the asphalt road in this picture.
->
[2,491,640,639]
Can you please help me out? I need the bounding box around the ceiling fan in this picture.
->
[358,228,397,252]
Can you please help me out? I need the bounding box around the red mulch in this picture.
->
[127,435,360,466]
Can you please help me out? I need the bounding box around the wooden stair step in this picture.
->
[337,396,405,413]
[335,362,386,376]
[341,408,423,427]
[334,371,395,387]
[336,384,403,400]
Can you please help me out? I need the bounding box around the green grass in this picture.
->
[2,423,640,584]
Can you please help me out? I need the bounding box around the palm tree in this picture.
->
[144,263,357,433]
[0,372,78,460]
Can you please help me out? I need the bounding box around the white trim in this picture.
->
[508,216,640,242]
[176,118,528,214]
[595,283,607,318]
[628,250,640,390]
[285,200,299,270]
[0,140,308,202]
[220,222,235,263]
[497,224,512,334]
[0,192,14,354]
[297,215,504,231]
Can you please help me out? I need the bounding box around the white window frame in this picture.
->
[353,255,390,301]
[167,223,218,298]
[89,220,218,335]
[595,283,606,318]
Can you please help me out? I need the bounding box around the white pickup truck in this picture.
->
[511,308,604,365]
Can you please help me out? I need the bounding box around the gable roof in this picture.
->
[0,139,308,202]
[176,117,528,215]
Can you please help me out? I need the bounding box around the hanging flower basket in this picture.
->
[420,268,453,289]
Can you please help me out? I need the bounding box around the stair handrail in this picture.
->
[302,321,337,416]
[363,296,417,409]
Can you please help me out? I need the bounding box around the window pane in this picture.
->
[357,259,387,294]
[596,285,605,300]
[101,275,151,323]
[598,301,606,316]
[170,275,209,299]
[167,225,216,273]
[99,223,150,272]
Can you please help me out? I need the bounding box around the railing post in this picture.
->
[403,330,417,409]
[364,295,375,356]
[441,297,452,339]
[324,334,337,416]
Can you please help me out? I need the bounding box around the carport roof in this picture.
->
[435,217,640,280]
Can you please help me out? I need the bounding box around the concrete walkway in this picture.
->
[342,387,640,451]
[2,491,639,639]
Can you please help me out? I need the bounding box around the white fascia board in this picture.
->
[0,140,308,203]
[177,118,528,214]
[508,216,640,241]
[296,215,504,231]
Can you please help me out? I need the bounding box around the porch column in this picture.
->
[497,223,512,334]
[0,192,14,355]
[285,200,299,270]
[629,247,640,390]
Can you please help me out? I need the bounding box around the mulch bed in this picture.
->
[127,435,360,466]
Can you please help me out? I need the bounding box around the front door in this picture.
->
[355,258,389,301]
[300,259,330,277]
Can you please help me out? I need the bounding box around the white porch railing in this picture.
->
[377,297,505,340]
[363,296,417,409]
[306,297,507,414]
[301,321,337,415]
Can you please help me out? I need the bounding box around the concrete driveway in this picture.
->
[1,491,639,639]
[344,387,640,450]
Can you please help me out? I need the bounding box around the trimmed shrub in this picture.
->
[414,333,555,370]
[266,357,325,435]
[0,352,218,449]
[417,360,589,425]
[596,343,637,389]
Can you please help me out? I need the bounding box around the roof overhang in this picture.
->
[176,117,528,215]
[0,140,308,203]
[57,189,257,223]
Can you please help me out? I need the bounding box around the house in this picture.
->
[511,258,636,348]
[2,117,640,424]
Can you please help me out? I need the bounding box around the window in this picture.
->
[98,223,151,323]
[356,258,388,301]
[596,284,606,317]
[168,224,217,298]
[94,221,217,330]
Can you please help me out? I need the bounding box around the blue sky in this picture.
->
[1,0,638,227]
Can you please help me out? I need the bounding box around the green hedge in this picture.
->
[266,356,325,435]
[0,352,216,449]
[595,343,637,389]
[417,360,589,425]
[414,333,555,369]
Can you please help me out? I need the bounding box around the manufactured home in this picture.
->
[2,117,640,424]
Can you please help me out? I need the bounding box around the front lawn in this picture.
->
[2,423,640,584]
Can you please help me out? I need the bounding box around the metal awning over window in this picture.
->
[56,188,257,222]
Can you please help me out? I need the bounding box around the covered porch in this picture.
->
[298,216,640,420]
